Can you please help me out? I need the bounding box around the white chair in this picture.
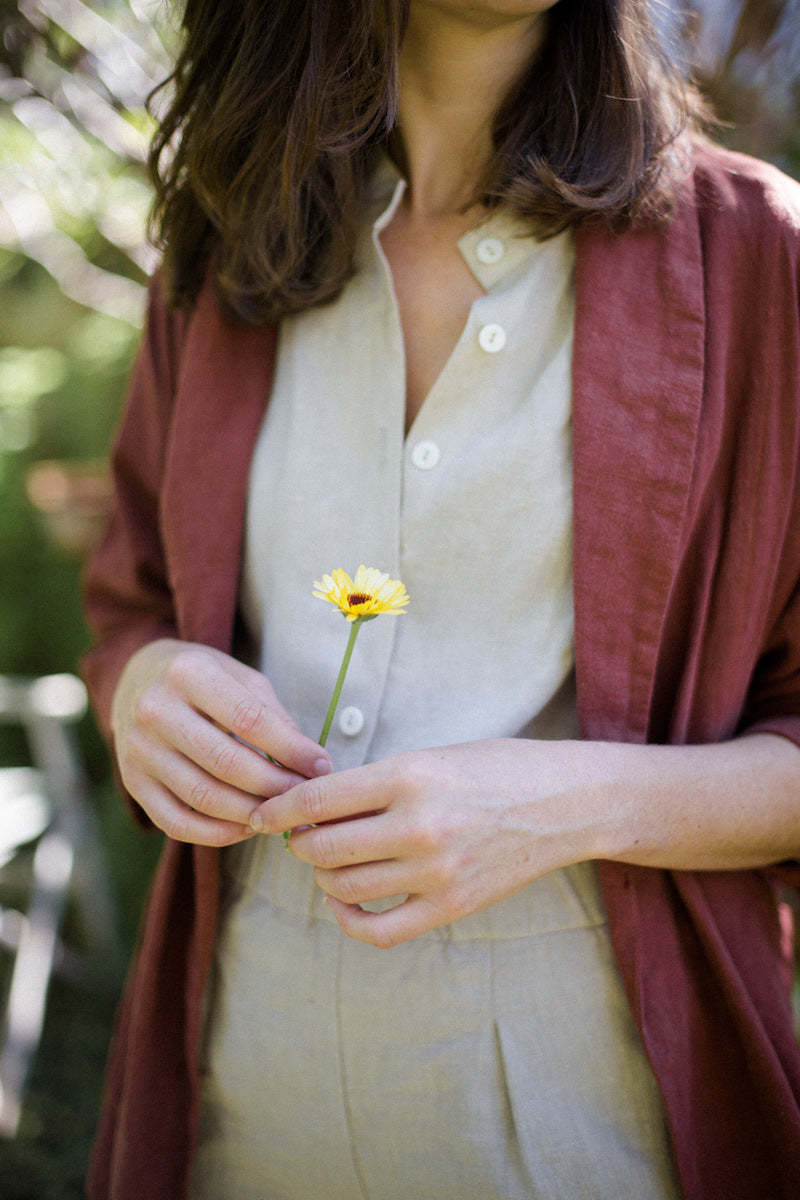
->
[0,673,116,1136]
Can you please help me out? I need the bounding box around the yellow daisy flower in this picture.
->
[313,565,410,622]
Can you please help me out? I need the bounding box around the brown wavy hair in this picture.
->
[150,0,705,324]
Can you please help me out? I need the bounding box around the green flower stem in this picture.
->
[318,616,365,747]
[284,616,365,847]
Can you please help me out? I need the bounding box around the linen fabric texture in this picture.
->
[81,143,800,1200]
[191,841,678,1200]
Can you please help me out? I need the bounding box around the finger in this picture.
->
[250,770,383,834]
[323,894,446,949]
[123,768,258,847]
[164,706,310,796]
[313,860,411,907]
[135,745,267,825]
[289,812,393,868]
[162,651,331,778]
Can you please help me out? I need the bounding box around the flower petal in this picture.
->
[313,566,410,618]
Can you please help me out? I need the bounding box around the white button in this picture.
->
[478,323,507,353]
[410,440,441,470]
[338,706,364,736]
[475,236,505,265]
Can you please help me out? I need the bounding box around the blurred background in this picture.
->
[0,1,798,1196]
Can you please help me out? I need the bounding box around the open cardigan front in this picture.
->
[83,144,800,1200]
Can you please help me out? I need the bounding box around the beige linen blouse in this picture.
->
[191,161,679,1200]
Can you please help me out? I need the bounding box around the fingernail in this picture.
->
[314,756,332,776]
[249,809,264,832]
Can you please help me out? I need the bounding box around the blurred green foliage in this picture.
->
[0,3,170,1191]
[0,0,797,1195]
[0,0,170,686]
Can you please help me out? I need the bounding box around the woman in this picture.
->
[83,1,800,1197]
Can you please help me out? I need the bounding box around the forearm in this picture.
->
[252,730,800,946]
[585,732,800,872]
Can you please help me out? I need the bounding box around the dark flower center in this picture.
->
[347,593,371,606]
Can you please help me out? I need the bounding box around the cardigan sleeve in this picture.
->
[727,166,800,757]
[742,578,800,886]
[664,147,800,763]
[708,153,800,883]
[743,575,800,752]
[81,276,188,749]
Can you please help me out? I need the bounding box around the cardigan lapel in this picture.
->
[573,182,709,1166]
[161,281,277,653]
[571,182,706,744]
[159,283,278,1110]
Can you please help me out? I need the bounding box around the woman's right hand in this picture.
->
[110,638,332,845]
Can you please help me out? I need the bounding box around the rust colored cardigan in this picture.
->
[83,145,800,1199]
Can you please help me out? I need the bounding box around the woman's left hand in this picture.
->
[248,738,609,946]
[248,732,800,947]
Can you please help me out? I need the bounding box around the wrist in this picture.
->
[592,734,800,872]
